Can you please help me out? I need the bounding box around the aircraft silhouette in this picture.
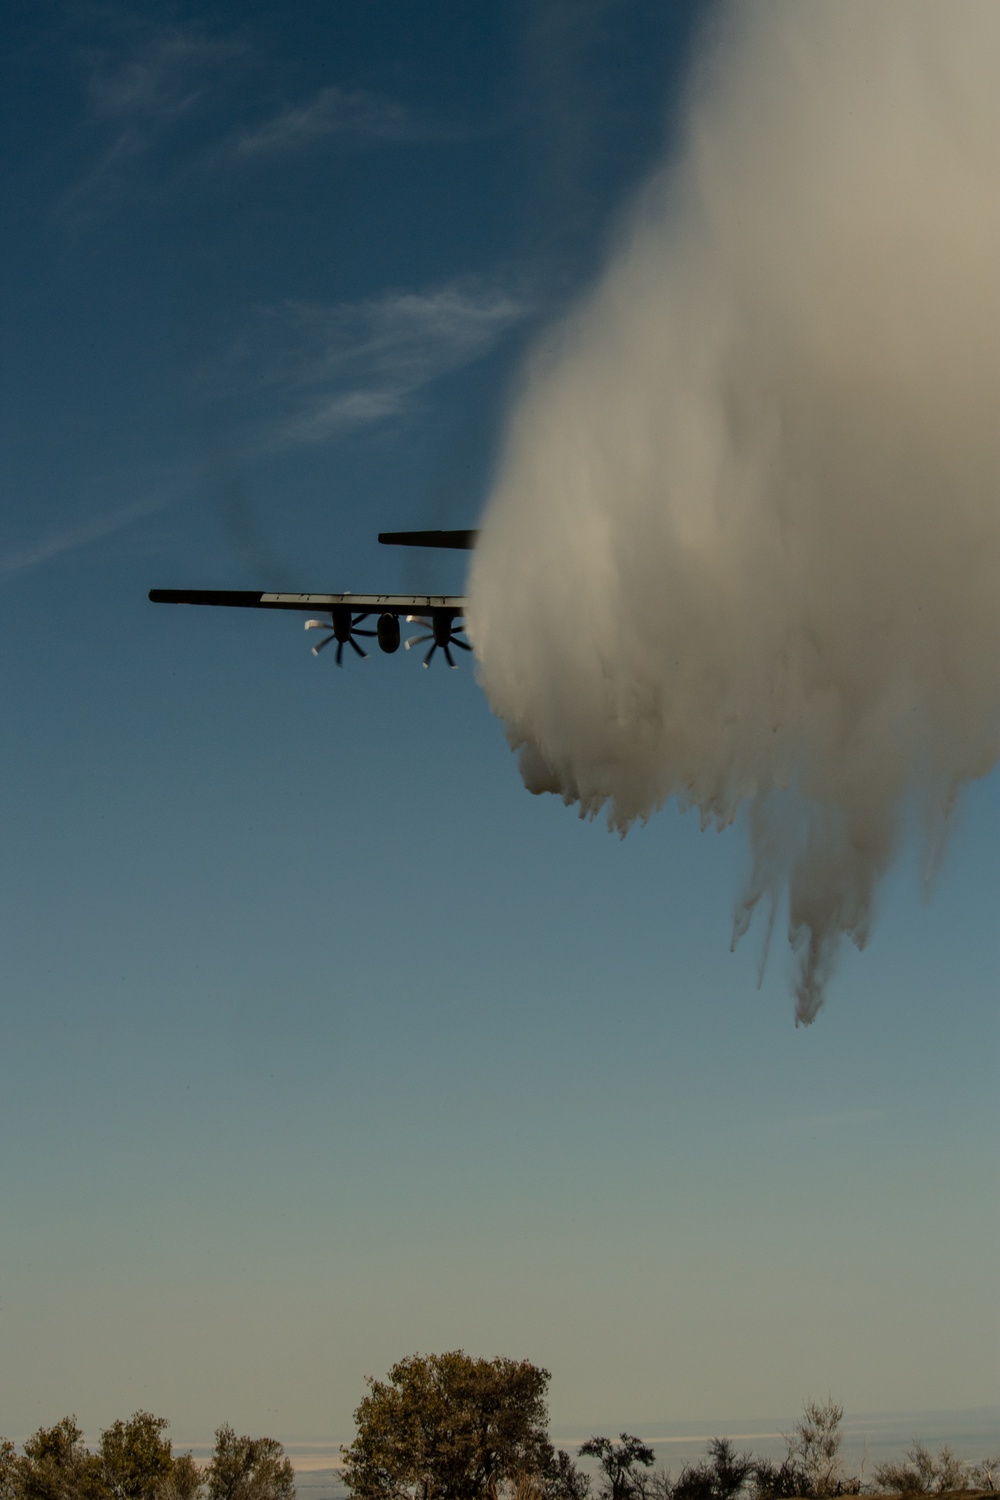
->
[149,529,478,669]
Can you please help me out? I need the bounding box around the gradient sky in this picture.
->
[0,0,997,1454]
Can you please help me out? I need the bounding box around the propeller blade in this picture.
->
[348,636,369,659]
[423,643,437,668]
[451,637,473,651]
[444,644,456,669]
[351,612,371,626]
[311,632,336,655]
[335,641,344,666]
[304,618,328,631]
[405,615,429,626]
[406,633,432,649]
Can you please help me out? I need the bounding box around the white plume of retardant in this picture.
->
[468,1,1000,1022]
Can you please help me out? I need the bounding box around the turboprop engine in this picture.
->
[405,610,472,669]
[304,605,375,664]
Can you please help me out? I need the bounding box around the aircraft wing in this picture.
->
[149,590,465,613]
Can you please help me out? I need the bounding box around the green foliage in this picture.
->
[342,1352,553,1500]
[0,1414,301,1500]
[2,1381,995,1500]
[205,1427,294,1500]
[578,1436,656,1500]
[18,1417,107,1500]
[7,1413,194,1500]
[0,1443,22,1500]
[13,1412,200,1500]
[98,1412,174,1500]
[161,1454,203,1500]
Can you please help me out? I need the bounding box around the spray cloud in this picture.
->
[468,1,1000,1021]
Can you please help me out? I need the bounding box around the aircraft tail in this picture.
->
[378,529,478,550]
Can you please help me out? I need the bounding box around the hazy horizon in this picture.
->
[16,1403,995,1472]
[288,1406,1000,1493]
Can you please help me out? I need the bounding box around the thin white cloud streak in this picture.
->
[230,283,528,447]
[469,1,1000,1022]
[62,22,249,217]
[83,26,246,123]
[0,498,163,575]
[61,127,146,214]
[67,22,432,216]
[234,87,421,157]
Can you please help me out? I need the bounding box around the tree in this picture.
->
[1,1443,22,1500]
[673,1440,753,1500]
[972,1457,1000,1493]
[932,1448,968,1493]
[509,1451,591,1500]
[98,1413,174,1500]
[205,1427,293,1500]
[18,1417,107,1500]
[342,1352,553,1500]
[579,1436,656,1500]
[785,1400,844,1498]
[542,1451,591,1500]
[161,1454,203,1500]
[9,1412,197,1500]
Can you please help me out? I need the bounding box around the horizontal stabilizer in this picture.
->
[378,529,479,550]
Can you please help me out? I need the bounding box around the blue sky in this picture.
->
[0,0,997,1454]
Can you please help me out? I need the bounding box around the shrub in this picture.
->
[873,1444,971,1496]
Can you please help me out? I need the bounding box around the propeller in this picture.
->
[405,612,472,669]
[305,606,376,666]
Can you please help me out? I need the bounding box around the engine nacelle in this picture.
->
[377,612,401,653]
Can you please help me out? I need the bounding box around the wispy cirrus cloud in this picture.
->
[0,497,163,576]
[233,86,425,157]
[219,280,530,447]
[64,17,450,217]
[83,25,247,123]
[62,20,249,217]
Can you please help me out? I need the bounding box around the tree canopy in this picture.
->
[16,1417,106,1500]
[98,1413,174,1500]
[204,1426,295,1500]
[0,1417,291,1500]
[341,1352,556,1500]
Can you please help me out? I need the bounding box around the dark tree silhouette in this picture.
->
[579,1436,656,1500]
[674,1439,753,1500]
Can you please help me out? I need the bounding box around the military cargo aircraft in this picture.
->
[149,529,478,668]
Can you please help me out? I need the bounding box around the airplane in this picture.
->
[148,529,480,669]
